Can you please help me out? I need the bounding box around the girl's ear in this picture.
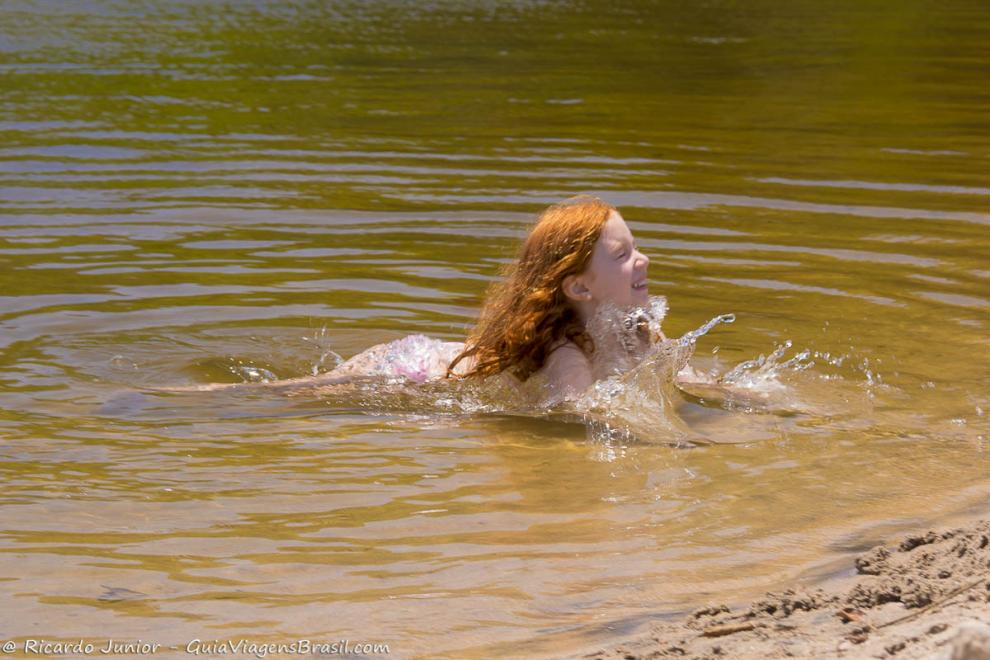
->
[562,274,591,302]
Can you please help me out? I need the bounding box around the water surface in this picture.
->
[1,1,989,657]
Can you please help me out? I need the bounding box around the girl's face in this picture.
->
[574,210,650,310]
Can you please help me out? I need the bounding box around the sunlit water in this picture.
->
[1,1,989,658]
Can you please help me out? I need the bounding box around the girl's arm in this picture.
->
[157,371,369,393]
[161,343,393,393]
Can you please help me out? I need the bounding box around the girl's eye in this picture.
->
[616,252,626,260]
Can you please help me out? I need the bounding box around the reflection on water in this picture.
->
[1,0,989,657]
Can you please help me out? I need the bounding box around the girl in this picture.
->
[183,195,707,406]
[308,195,709,406]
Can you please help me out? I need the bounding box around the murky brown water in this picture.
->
[1,1,989,657]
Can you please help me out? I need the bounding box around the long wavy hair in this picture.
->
[446,195,615,382]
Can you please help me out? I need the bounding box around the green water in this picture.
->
[1,1,989,657]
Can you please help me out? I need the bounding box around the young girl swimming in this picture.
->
[175,194,727,416]
[297,195,712,407]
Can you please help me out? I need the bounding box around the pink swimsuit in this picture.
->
[364,335,466,383]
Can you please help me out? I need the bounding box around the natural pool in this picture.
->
[1,1,989,657]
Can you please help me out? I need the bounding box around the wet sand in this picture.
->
[578,519,990,659]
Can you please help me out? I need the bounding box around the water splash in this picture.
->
[583,296,671,378]
[682,313,736,344]
[301,324,343,376]
[565,297,738,445]
[719,340,813,392]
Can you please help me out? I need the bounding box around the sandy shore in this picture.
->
[577,520,990,659]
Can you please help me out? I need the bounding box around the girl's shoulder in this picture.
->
[540,339,593,403]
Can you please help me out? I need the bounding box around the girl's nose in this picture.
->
[636,250,649,268]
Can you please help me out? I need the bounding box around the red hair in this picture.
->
[447,195,615,381]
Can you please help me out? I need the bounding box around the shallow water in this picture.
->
[2,1,990,657]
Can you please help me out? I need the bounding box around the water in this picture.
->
[2,0,990,657]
